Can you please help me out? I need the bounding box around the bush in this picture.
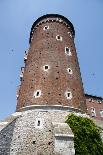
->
[65,114,103,155]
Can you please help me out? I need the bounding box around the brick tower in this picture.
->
[16,14,87,113]
[0,14,88,155]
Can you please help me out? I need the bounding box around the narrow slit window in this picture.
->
[35,118,43,129]
[37,120,40,126]
[36,91,39,96]
[67,92,70,97]
[33,90,41,98]
[65,47,72,56]
[65,91,72,100]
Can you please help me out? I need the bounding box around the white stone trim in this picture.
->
[0,122,8,125]
[12,112,22,117]
[18,105,83,113]
[55,134,74,138]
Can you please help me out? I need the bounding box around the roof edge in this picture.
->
[29,14,75,44]
[85,93,103,100]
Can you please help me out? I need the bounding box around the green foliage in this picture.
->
[65,114,103,155]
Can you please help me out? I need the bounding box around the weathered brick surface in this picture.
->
[86,95,103,121]
[16,15,87,112]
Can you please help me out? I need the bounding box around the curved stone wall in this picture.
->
[0,109,75,155]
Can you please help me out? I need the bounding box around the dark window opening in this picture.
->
[68,69,71,72]
[48,142,52,145]
[45,26,48,29]
[66,47,69,52]
[57,36,60,39]
[44,26,49,30]
[36,91,40,96]
[32,141,36,144]
[45,65,49,70]
[37,120,40,126]
[67,92,71,97]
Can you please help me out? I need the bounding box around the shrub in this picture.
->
[65,113,103,155]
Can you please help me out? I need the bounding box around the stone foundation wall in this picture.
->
[0,107,102,155]
[0,108,75,155]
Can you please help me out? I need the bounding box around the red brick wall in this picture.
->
[86,95,103,121]
[16,15,87,112]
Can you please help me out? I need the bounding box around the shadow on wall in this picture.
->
[0,119,17,155]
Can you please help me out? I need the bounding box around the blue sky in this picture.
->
[0,0,103,120]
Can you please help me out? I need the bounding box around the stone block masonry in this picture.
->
[0,107,75,155]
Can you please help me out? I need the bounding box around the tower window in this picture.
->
[67,68,73,74]
[48,142,52,145]
[37,120,40,126]
[89,98,94,102]
[43,65,50,71]
[56,35,62,41]
[37,92,39,96]
[91,107,96,117]
[33,90,41,98]
[24,51,28,62]
[43,26,49,31]
[45,66,48,70]
[98,100,102,104]
[67,32,72,38]
[32,141,36,144]
[35,118,43,129]
[65,47,72,56]
[100,110,103,117]
[65,91,72,100]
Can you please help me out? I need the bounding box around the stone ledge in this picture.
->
[18,104,83,113]
[55,134,74,138]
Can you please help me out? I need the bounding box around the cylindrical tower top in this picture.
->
[29,14,75,44]
[16,14,87,113]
